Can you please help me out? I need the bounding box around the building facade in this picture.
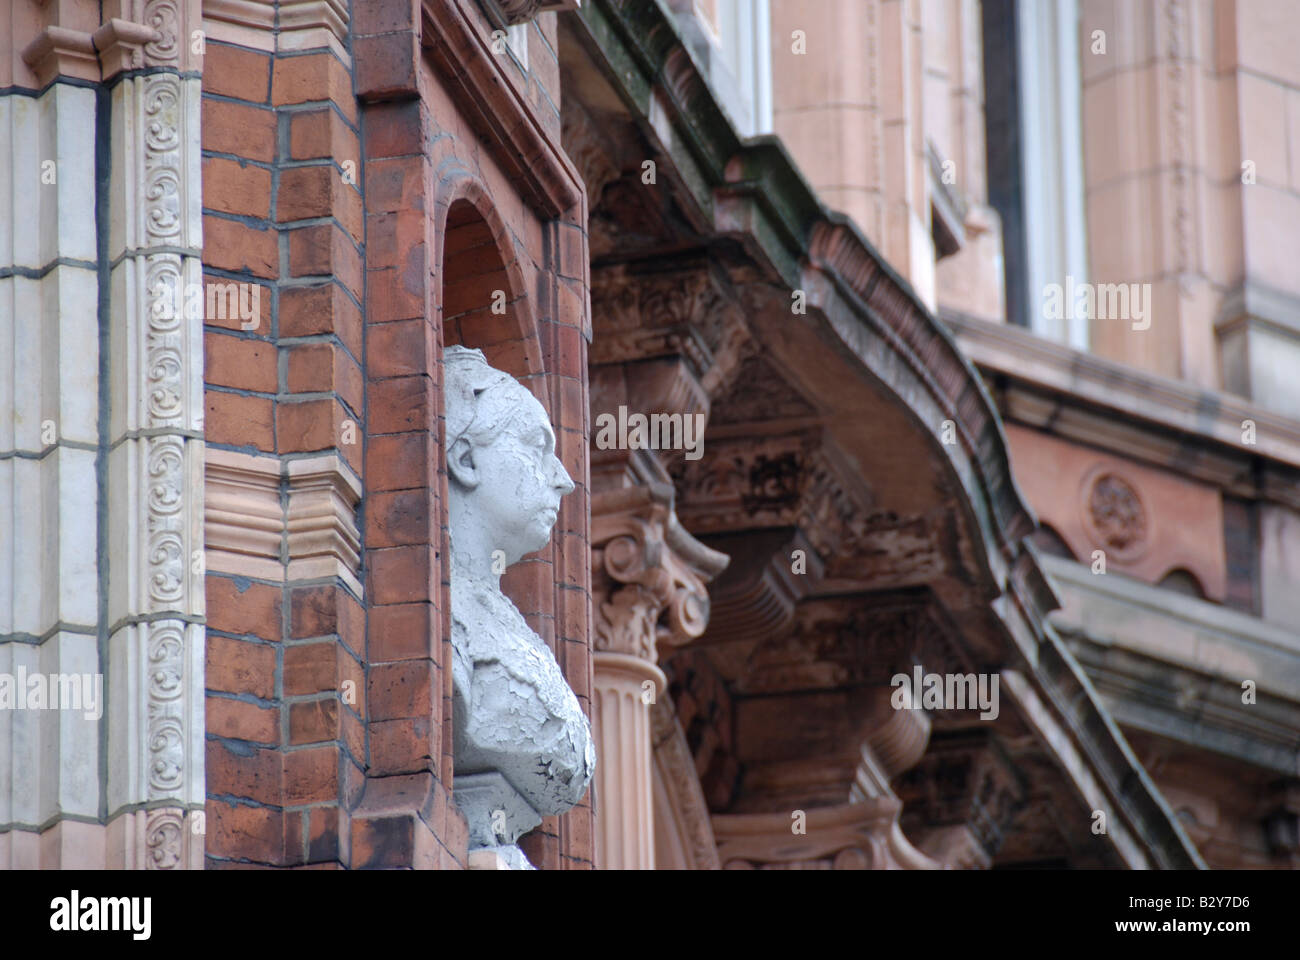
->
[0,0,1294,869]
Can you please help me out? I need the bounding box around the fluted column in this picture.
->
[593,650,665,870]
[591,486,727,869]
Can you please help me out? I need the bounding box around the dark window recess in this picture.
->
[982,0,1029,328]
[1222,495,1260,615]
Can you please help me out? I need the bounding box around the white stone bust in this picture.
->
[444,346,595,868]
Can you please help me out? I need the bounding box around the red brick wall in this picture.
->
[202,33,366,868]
[353,0,594,869]
[202,1,594,869]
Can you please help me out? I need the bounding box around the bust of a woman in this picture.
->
[444,346,595,868]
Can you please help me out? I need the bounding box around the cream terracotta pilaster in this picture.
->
[1,0,208,870]
[102,0,207,870]
[591,485,726,869]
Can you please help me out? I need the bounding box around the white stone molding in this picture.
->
[286,455,362,595]
[0,76,102,867]
[204,449,364,596]
[1,1,209,870]
[278,0,350,61]
[102,0,207,871]
[200,0,276,52]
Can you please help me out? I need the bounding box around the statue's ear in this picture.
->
[447,436,479,489]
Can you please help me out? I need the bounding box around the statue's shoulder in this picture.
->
[450,582,548,664]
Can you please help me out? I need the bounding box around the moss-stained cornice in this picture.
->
[575,0,1031,563]
[571,0,1205,870]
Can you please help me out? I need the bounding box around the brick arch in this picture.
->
[435,178,543,381]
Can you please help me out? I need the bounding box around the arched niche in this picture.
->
[437,188,543,382]
[435,186,558,643]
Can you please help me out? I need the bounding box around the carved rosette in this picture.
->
[1081,468,1149,561]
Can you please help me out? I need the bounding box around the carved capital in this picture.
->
[592,485,727,663]
[486,0,581,27]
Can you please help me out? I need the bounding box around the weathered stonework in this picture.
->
[444,346,594,868]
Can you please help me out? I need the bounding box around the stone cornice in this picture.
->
[418,0,585,219]
[571,0,1034,572]
[943,308,1300,480]
[204,450,363,597]
[1043,552,1300,710]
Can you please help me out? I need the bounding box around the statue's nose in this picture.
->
[551,454,575,495]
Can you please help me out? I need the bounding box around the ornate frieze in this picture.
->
[896,731,1027,865]
[729,592,967,696]
[590,262,753,399]
[91,0,207,871]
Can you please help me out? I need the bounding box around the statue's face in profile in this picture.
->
[451,382,575,565]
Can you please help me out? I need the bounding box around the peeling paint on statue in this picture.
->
[444,346,595,869]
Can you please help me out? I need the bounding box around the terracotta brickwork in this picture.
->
[201,23,368,867]
[200,0,592,869]
[8,0,1295,875]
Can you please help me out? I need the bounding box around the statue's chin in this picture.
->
[518,520,556,557]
